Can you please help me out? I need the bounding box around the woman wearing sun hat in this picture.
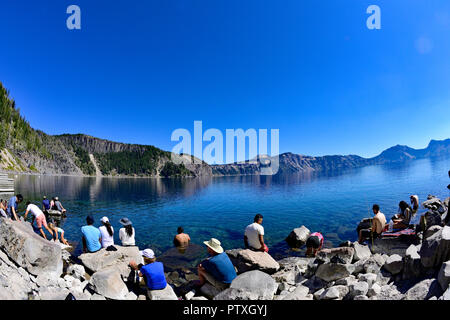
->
[197,238,237,290]
[119,217,136,246]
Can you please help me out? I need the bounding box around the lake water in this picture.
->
[7,156,450,268]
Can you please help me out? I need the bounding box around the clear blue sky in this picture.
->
[0,0,449,159]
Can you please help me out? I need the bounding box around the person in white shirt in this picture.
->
[24,201,54,240]
[99,216,115,248]
[244,214,269,252]
[119,217,136,246]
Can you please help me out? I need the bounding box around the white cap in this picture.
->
[140,249,155,259]
[100,216,109,223]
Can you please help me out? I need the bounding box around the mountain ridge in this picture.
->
[1,82,449,177]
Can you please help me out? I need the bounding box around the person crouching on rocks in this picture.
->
[23,201,54,240]
[358,204,386,244]
[196,238,237,291]
[129,249,167,294]
[48,219,70,245]
[305,232,324,257]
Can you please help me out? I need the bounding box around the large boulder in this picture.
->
[404,278,442,300]
[352,242,372,262]
[214,270,278,300]
[79,246,143,277]
[349,281,369,298]
[89,267,129,300]
[279,285,310,300]
[370,236,419,256]
[285,226,310,248]
[403,245,422,280]
[438,261,450,291]
[419,226,450,269]
[363,254,385,274]
[383,254,403,275]
[0,218,63,278]
[315,262,355,282]
[0,250,36,300]
[226,249,279,275]
[316,247,355,264]
[319,285,349,300]
[147,284,178,300]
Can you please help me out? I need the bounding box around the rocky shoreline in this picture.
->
[1,195,449,301]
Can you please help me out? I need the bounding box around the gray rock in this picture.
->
[0,219,63,278]
[335,275,357,286]
[383,254,403,275]
[438,261,450,291]
[353,242,372,262]
[316,262,355,282]
[191,296,208,300]
[424,225,443,240]
[313,288,325,300]
[404,278,442,300]
[354,295,369,300]
[420,226,450,269]
[147,284,178,300]
[124,291,138,300]
[79,246,143,277]
[377,284,404,300]
[226,249,280,275]
[200,283,222,299]
[363,254,385,274]
[403,244,422,280]
[316,247,355,264]
[440,287,450,300]
[214,270,278,300]
[90,293,107,300]
[352,258,368,275]
[319,285,349,300]
[349,281,369,298]
[368,283,381,297]
[279,285,310,300]
[89,267,129,300]
[285,225,310,248]
[358,273,377,287]
[302,276,327,292]
[66,264,86,281]
[38,286,70,300]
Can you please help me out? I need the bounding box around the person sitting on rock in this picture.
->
[392,201,413,230]
[6,194,23,221]
[99,216,114,248]
[358,204,386,244]
[48,219,70,245]
[81,215,102,253]
[0,199,7,218]
[23,201,54,240]
[196,238,237,291]
[53,197,66,214]
[42,196,51,215]
[410,195,419,212]
[173,226,191,249]
[244,214,268,252]
[305,232,324,257]
[119,217,136,247]
[129,249,167,293]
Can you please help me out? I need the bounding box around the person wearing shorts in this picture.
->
[24,201,54,240]
[358,204,386,244]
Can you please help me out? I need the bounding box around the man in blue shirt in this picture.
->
[197,238,237,290]
[42,196,50,213]
[81,215,102,253]
[129,249,167,291]
[7,194,23,221]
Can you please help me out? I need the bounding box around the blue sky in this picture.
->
[0,0,449,160]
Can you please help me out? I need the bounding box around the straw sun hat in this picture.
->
[203,238,224,254]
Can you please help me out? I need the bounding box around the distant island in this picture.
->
[1,82,449,178]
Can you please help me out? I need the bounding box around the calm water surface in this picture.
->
[7,156,450,267]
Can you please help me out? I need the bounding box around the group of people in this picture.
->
[358,194,421,244]
[0,194,70,245]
